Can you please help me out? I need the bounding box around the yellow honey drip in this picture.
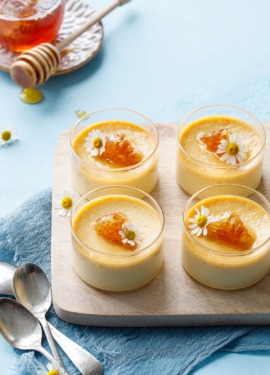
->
[19,88,44,104]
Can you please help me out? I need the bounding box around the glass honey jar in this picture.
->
[0,0,65,52]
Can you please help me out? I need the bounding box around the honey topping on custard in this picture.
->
[207,212,256,251]
[199,129,228,153]
[95,212,137,249]
[100,132,143,167]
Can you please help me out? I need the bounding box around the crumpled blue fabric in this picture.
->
[0,189,270,375]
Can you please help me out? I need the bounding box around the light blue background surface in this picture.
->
[1,0,270,373]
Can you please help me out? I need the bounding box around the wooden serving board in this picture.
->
[51,123,270,327]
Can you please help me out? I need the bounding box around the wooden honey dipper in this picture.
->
[10,0,131,89]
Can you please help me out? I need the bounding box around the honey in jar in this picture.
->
[0,0,65,52]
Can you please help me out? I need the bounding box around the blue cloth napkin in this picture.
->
[1,189,270,375]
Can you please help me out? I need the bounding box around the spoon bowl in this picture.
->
[13,263,66,369]
[13,263,51,315]
[0,262,16,295]
[0,297,54,361]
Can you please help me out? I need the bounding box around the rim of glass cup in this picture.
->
[182,183,270,256]
[177,104,266,169]
[0,0,64,20]
[70,107,159,173]
[71,185,165,258]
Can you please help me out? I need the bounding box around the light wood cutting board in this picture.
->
[51,123,270,326]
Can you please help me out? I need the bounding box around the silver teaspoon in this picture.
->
[0,262,16,295]
[13,263,66,370]
[0,262,102,375]
[0,297,55,362]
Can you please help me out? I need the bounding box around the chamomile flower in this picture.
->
[119,223,142,247]
[217,133,248,165]
[188,206,214,237]
[85,129,106,156]
[75,109,87,118]
[0,126,18,147]
[37,359,68,375]
[54,188,80,217]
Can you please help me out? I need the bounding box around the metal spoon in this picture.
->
[0,262,102,375]
[13,263,66,370]
[0,262,16,295]
[0,297,55,362]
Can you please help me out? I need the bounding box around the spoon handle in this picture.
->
[49,323,103,375]
[37,345,55,363]
[39,316,66,371]
[57,0,131,51]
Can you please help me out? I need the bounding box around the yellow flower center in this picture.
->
[76,109,87,118]
[61,196,73,209]
[125,230,136,240]
[93,137,103,148]
[196,215,208,228]
[2,131,11,141]
[47,370,59,375]
[226,142,239,156]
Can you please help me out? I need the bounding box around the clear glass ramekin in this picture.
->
[176,105,265,195]
[70,108,159,195]
[182,184,270,290]
[71,185,165,292]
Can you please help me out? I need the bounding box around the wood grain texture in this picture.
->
[51,123,270,326]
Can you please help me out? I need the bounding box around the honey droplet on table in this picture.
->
[199,129,228,153]
[95,212,136,249]
[207,212,256,250]
[99,132,143,167]
[19,88,43,104]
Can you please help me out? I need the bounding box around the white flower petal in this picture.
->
[188,218,196,223]
[58,208,68,216]
[91,148,99,156]
[195,208,200,216]
[127,240,135,246]
[188,223,198,229]
[220,153,228,161]
[191,227,200,235]
[241,146,249,153]
[196,228,203,236]
[229,133,237,143]
[228,155,237,165]
[202,227,208,236]
[201,206,209,216]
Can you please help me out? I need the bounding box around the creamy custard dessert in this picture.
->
[70,109,159,195]
[182,185,270,290]
[71,187,164,292]
[176,106,265,195]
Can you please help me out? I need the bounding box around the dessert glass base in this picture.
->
[182,184,270,290]
[71,186,165,292]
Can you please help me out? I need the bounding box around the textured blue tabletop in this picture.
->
[1,0,270,373]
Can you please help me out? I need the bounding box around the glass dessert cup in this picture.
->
[182,184,270,290]
[0,0,65,52]
[176,105,266,195]
[71,185,165,292]
[70,108,159,195]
